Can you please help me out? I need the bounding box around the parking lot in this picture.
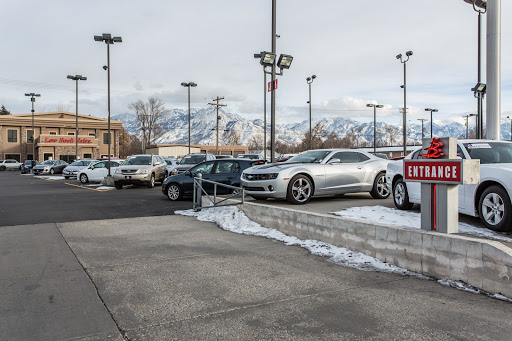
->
[0,171,191,227]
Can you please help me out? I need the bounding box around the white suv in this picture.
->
[0,159,23,171]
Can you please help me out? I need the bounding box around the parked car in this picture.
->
[241,149,390,204]
[237,153,263,160]
[113,154,167,189]
[215,155,233,159]
[162,159,260,201]
[21,160,40,174]
[168,153,216,176]
[371,153,389,159]
[32,160,68,175]
[77,160,123,184]
[62,159,96,179]
[0,159,23,171]
[387,139,512,232]
[163,158,179,178]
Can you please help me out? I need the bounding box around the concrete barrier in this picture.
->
[236,200,512,298]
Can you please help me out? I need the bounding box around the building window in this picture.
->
[83,153,92,158]
[49,131,57,135]
[5,154,21,162]
[43,153,53,161]
[27,154,33,161]
[27,130,34,143]
[68,132,75,136]
[103,132,111,144]
[7,129,17,143]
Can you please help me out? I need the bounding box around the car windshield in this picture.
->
[165,160,174,165]
[70,161,83,166]
[24,161,33,165]
[43,160,56,165]
[181,155,206,164]
[463,142,512,164]
[239,154,258,159]
[288,151,331,163]
[124,156,152,165]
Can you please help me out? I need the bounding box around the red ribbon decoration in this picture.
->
[420,138,444,159]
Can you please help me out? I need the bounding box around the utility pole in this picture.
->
[207,97,227,155]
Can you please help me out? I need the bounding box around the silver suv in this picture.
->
[113,154,166,189]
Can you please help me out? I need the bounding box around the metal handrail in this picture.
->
[193,173,245,211]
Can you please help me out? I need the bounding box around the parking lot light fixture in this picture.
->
[425,108,438,138]
[25,93,41,165]
[397,51,413,156]
[67,75,87,161]
[181,82,198,154]
[307,75,316,150]
[94,33,122,184]
[277,54,293,69]
[259,51,276,67]
[367,103,384,154]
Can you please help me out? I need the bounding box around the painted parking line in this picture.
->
[64,182,115,192]
[34,176,62,182]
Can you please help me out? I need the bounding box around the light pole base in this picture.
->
[102,175,115,187]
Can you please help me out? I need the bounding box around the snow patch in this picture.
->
[331,205,512,243]
[177,206,512,303]
[35,176,66,180]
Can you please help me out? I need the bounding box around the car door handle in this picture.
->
[357,166,363,169]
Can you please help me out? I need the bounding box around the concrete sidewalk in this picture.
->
[2,215,512,340]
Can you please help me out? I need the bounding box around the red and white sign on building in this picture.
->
[404,137,479,234]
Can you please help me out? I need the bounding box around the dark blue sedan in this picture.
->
[162,159,262,200]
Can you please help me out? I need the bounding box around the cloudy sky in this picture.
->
[1,0,511,126]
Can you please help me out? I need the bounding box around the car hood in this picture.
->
[33,164,54,169]
[64,165,86,171]
[117,165,152,170]
[172,164,195,171]
[244,162,307,173]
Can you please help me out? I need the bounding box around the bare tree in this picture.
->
[301,123,328,150]
[225,130,241,146]
[130,97,168,148]
[119,127,142,157]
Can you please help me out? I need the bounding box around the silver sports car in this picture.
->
[241,149,390,204]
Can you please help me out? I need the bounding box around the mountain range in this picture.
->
[113,107,512,147]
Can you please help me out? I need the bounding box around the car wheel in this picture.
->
[370,172,390,199]
[478,185,512,232]
[147,174,155,188]
[393,178,413,210]
[0,166,5,171]
[79,173,89,184]
[286,174,313,205]
[166,183,182,200]
[115,182,123,190]
[231,188,242,196]
[50,168,55,175]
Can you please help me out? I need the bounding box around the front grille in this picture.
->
[243,173,277,181]
[121,169,138,174]
[243,186,265,191]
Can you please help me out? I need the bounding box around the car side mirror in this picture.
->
[327,158,341,164]
[185,170,191,176]
[154,162,161,166]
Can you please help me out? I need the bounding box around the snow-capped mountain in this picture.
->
[113,107,512,147]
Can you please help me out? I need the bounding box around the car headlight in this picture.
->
[114,169,121,174]
[138,169,148,174]
[171,168,178,175]
[269,173,279,179]
[44,167,49,171]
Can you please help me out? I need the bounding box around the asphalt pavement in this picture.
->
[2,170,512,340]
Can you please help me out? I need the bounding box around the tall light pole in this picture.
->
[425,108,438,138]
[417,118,427,140]
[181,82,197,154]
[396,51,413,156]
[25,93,41,165]
[306,75,316,150]
[67,75,87,161]
[94,33,122,185]
[254,52,268,158]
[366,103,384,154]
[465,113,478,138]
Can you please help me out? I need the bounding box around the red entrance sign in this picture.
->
[404,160,462,184]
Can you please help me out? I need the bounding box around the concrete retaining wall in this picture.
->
[237,201,512,298]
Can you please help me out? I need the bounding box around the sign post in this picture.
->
[404,137,480,233]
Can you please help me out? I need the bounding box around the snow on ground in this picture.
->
[331,206,512,243]
[34,176,66,180]
[177,206,511,303]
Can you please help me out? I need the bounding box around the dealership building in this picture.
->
[0,112,122,163]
